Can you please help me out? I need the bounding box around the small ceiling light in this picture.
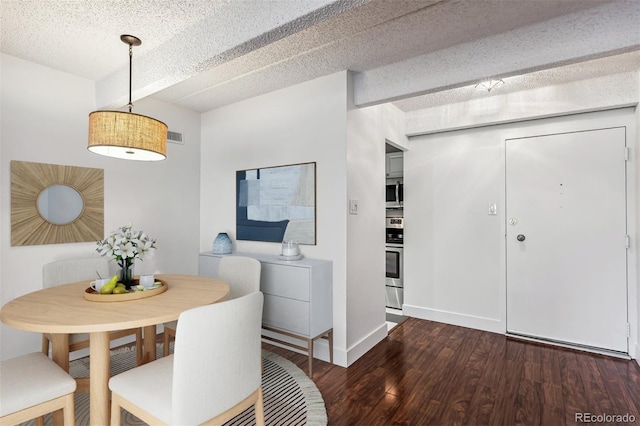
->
[88,35,167,161]
[475,79,504,92]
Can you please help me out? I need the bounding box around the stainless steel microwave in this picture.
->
[386,179,403,208]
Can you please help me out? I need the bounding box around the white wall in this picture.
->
[404,126,504,332]
[404,78,639,360]
[346,75,387,364]
[382,103,409,150]
[0,54,202,360]
[200,71,387,366]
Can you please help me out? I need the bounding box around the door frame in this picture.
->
[497,107,637,358]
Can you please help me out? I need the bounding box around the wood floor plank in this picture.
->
[515,379,542,425]
[261,317,640,425]
[487,359,524,425]
[557,349,590,420]
[614,360,640,418]
[540,345,563,384]
[594,355,640,420]
[464,384,496,425]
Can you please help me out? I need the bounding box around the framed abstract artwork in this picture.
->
[236,162,316,244]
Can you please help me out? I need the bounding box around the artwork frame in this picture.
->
[236,162,316,245]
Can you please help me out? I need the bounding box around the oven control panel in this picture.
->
[386,216,403,245]
[386,217,403,228]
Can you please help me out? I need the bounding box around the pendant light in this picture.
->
[88,35,167,161]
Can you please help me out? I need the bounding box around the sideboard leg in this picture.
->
[307,338,314,378]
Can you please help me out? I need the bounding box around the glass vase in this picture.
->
[118,258,135,289]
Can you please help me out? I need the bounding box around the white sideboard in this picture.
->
[199,251,333,376]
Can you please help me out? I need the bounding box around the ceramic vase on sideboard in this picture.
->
[213,232,232,254]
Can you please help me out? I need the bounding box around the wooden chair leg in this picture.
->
[111,393,122,426]
[163,331,169,357]
[162,328,175,357]
[135,328,144,365]
[41,335,50,356]
[255,387,265,426]
[62,393,75,426]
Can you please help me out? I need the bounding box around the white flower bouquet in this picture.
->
[96,225,156,286]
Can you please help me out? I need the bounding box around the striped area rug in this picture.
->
[225,351,327,426]
[21,345,327,426]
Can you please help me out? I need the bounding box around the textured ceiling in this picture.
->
[1,0,639,113]
[393,51,640,112]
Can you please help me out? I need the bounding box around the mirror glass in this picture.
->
[37,184,84,225]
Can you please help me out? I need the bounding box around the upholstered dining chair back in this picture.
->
[109,292,265,426]
[43,257,109,288]
[41,257,143,363]
[162,256,261,357]
[218,256,261,299]
[173,291,264,424]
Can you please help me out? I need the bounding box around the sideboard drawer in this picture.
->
[263,294,310,335]
[260,263,309,301]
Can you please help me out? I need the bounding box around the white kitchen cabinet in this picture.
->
[386,152,404,178]
[199,251,333,376]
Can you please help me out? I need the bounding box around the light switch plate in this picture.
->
[349,199,358,215]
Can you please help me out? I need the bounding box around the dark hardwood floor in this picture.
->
[263,317,640,425]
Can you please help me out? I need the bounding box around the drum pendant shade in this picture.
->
[88,34,167,161]
[88,111,167,161]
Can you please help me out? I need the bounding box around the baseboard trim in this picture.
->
[403,304,503,334]
[347,323,387,367]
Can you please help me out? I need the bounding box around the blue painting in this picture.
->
[237,162,316,244]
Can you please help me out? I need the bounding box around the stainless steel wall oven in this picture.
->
[385,215,403,309]
[385,246,403,309]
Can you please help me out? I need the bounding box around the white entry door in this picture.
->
[505,127,628,353]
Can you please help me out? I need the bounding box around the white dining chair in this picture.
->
[162,255,261,356]
[0,352,77,426]
[42,257,143,363]
[109,291,265,426]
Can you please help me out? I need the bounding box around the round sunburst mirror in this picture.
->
[11,160,104,246]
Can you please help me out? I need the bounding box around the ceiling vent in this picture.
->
[167,130,184,145]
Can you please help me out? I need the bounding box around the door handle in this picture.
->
[517,234,526,242]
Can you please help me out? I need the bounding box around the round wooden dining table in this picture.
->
[0,274,229,426]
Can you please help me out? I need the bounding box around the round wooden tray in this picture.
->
[83,279,167,302]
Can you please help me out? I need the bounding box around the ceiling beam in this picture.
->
[94,0,370,109]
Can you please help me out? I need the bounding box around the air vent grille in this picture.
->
[167,130,183,145]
